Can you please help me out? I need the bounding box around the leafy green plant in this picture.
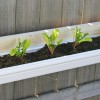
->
[10,38,31,58]
[72,26,92,49]
[42,29,63,55]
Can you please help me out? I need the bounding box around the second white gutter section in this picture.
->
[0,49,99,85]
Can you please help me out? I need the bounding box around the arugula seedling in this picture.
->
[42,29,63,55]
[10,38,31,58]
[72,26,92,49]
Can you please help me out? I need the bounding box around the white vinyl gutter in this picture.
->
[0,49,100,85]
[0,22,100,85]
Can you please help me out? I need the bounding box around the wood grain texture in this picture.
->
[0,0,99,36]
[39,0,63,30]
[14,78,35,100]
[15,0,40,34]
[0,0,16,36]
[13,70,76,99]
[0,64,100,100]
[83,0,100,23]
[62,0,83,26]
[0,83,14,100]
[58,69,76,89]
[22,80,100,100]
[95,63,100,80]
[76,65,96,85]
[37,73,58,94]
[94,0,100,21]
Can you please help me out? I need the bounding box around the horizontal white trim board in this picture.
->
[0,49,100,85]
[0,21,100,85]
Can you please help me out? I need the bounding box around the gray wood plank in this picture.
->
[62,0,83,26]
[37,73,58,94]
[22,92,62,100]
[0,0,99,36]
[0,0,16,36]
[22,80,100,100]
[13,70,76,99]
[83,0,100,23]
[82,95,100,100]
[0,83,14,100]
[58,69,76,89]
[24,69,76,95]
[39,0,63,30]
[14,73,60,99]
[94,0,100,21]
[13,69,76,99]
[14,65,97,100]
[77,65,96,85]
[14,78,35,100]
[95,63,100,80]
[16,0,40,34]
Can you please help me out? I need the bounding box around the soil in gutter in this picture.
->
[0,36,100,69]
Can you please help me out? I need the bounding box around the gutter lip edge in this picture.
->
[0,49,100,76]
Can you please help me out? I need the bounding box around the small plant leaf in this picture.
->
[72,27,92,49]
[79,37,92,43]
[42,33,50,45]
[42,29,63,55]
[10,48,17,56]
[82,33,89,38]
[51,29,59,41]
[76,27,82,40]
[23,39,31,52]
[10,38,31,58]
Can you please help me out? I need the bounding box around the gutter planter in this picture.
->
[0,22,100,85]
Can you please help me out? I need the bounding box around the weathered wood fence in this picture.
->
[0,63,100,100]
[0,0,100,36]
[0,0,100,100]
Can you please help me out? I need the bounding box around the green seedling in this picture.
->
[72,26,92,49]
[42,29,63,55]
[10,38,31,58]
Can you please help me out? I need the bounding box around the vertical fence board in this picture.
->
[39,0,63,30]
[94,0,100,21]
[62,0,83,26]
[0,0,16,36]
[0,0,99,100]
[37,73,57,94]
[14,78,35,100]
[16,0,40,34]
[95,63,100,80]
[0,0,99,35]
[58,69,76,89]
[83,0,100,23]
[14,74,58,100]
[0,83,14,100]
[13,70,77,99]
[0,64,100,100]
[77,65,95,85]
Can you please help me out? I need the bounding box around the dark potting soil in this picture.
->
[0,36,100,69]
